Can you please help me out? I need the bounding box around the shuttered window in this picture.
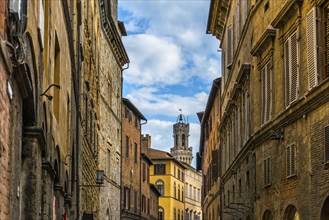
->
[286,144,296,178]
[235,1,240,48]
[306,7,320,89]
[264,157,271,186]
[325,126,329,161]
[284,32,299,107]
[262,61,272,125]
[227,24,234,67]
[324,5,329,78]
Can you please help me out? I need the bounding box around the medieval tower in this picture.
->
[170,111,193,165]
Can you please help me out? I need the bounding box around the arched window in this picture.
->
[158,207,164,220]
[155,179,164,196]
[182,134,185,146]
[174,182,176,198]
[321,196,329,220]
[263,210,273,220]
[284,205,300,220]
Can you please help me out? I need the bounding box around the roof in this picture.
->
[150,184,162,197]
[122,98,147,121]
[196,111,204,123]
[141,153,153,165]
[147,148,186,169]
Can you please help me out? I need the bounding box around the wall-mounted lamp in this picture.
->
[80,170,104,188]
[40,84,60,101]
[96,170,104,185]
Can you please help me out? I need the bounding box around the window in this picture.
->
[178,169,181,180]
[264,157,271,186]
[116,158,119,184]
[54,34,60,121]
[185,183,188,197]
[235,0,240,48]
[155,180,164,196]
[174,209,176,220]
[159,207,164,220]
[178,185,181,200]
[325,126,329,161]
[182,171,184,181]
[178,209,180,220]
[194,187,196,200]
[284,31,299,107]
[286,144,296,177]
[226,24,234,67]
[182,134,185,146]
[106,149,111,177]
[174,165,176,177]
[239,179,241,197]
[142,195,146,213]
[134,191,137,212]
[154,164,166,175]
[323,4,329,78]
[244,90,250,141]
[198,188,200,201]
[143,162,146,182]
[134,142,138,163]
[262,61,272,125]
[125,136,129,157]
[189,185,192,198]
[135,116,138,127]
[246,171,250,189]
[181,187,184,201]
[124,187,130,210]
[147,198,150,215]
[174,182,176,198]
[147,167,150,183]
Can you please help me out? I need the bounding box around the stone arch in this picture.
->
[263,209,273,220]
[283,205,300,220]
[320,196,329,220]
[155,179,164,196]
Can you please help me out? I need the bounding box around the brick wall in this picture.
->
[0,47,10,220]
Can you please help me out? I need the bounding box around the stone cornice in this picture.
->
[23,126,47,152]
[207,0,231,41]
[271,0,303,28]
[250,28,276,56]
[98,0,129,67]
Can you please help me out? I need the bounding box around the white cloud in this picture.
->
[126,87,208,117]
[123,34,185,86]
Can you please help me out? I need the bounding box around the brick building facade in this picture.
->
[121,98,147,219]
[207,0,329,219]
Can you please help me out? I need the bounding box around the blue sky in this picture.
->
[118,0,221,167]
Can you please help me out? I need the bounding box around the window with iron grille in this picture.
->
[264,157,271,186]
[286,144,296,178]
[284,32,299,107]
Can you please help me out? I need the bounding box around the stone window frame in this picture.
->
[263,156,271,187]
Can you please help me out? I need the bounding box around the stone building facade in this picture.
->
[197,78,221,220]
[81,0,129,219]
[0,0,81,219]
[121,98,147,219]
[207,0,329,219]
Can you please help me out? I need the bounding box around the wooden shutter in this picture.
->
[227,24,233,67]
[286,146,291,177]
[290,32,299,103]
[241,0,247,27]
[262,65,267,124]
[264,61,272,123]
[306,7,320,89]
[235,2,240,48]
[284,40,291,107]
[291,144,296,175]
[325,126,329,161]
